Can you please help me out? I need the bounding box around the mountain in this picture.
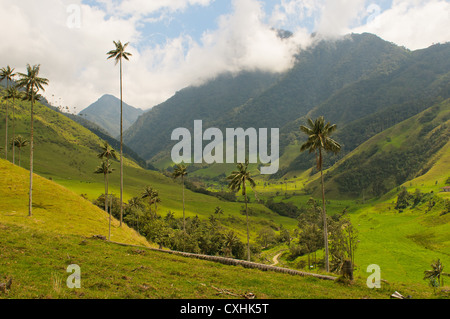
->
[284,41,450,175]
[124,33,412,164]
[124,71,281,162]
[79,94,144,138]
[308,99,450,198]
[122,33,450,200]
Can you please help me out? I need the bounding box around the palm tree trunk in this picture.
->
[106,158,111,240]
[12,97,15,165]
[244,181,250,262]
[29,95,34,217]
[119,57,124,227]
[182,175,186,233]
[319,148,329,272]
[4,92,8,160]
[4,78,10,161]
[18,147,21,167]
[104,172,108,213]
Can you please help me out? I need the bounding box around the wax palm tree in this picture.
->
[424,259,449,288]
[214,206,224,216]
[0,66,17,160]
[16,64,49,217]
[11,135,29,167]
[4,86,22,165]
[97,141,117,239]
[141,186,155,206]
[172,164,188,232]
[227,160,256,261]
[107,40,132,228]
[127,196,144,233]
[223,231,240,258]
[141,186,161,213]
[94,160,114,240]
[300,116,341,272]
[94,160,114,210]
[152,192,161,214]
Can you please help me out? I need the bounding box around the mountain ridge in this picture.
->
[79,94,144,138]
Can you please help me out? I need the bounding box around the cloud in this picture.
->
[315,0,366,36]
[0,0,449,113]
[0,0,311,111]
[351,0,450,50]
[183,0,312,77]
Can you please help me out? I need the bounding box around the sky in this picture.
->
[0,0,449,112]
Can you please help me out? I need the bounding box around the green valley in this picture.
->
[1,31,449,301]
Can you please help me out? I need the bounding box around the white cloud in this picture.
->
[351,0,450,50]
[0,0,311,111]
[183,0,311,78]
[0,0,449,113]
[315,0,366,37]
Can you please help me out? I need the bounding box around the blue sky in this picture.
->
[80,0,396,50]
[82,0,393,47]
[1,0,449,110]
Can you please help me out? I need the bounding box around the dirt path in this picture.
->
[271,250,286,266]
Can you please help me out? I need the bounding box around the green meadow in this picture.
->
[1,88,449,299]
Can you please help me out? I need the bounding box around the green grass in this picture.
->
[0,159,149,246]
[1,223,439,299]
[1,93,449,297]
[2,159,435,299]
[349,195,450,284]
[0,98,298,242]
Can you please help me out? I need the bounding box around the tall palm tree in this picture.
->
[94,160,114,209]
[172,164,188,232]
[227,160,256,262]
[0,66,17,160]
[424,259,448,288]
[107,40,132,228]
[152,191,161,214]
[97,142,117,240]
[16,64,49,217]
[214,206,224,216]
[4,86,22,165]
[300,116,341,272]
[223,231,240,258]
[11,135,29,167]
[127,196,144,233]
[141,186,161,213]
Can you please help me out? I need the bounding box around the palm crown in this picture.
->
[172,164,187,180]
[97,141,117,161]
[94,161,113,175]
[227,160,256,196]
[16,64,49,96]
[107,41,132,64]
[300,116,341,170]
[0,66,16,84]
[4,86,23,101]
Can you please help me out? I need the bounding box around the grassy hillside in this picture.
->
[318,99,450,199]
[350,197,450,284]
[0,159,148,246]
[0,94,298,244]
[2,159,435,299]
[3,223,431,299]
